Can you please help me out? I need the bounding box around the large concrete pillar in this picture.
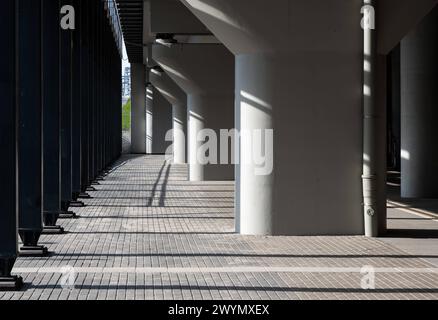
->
[401,6,438,198]
[181,0,364,235]
[173,103,188,164]
[131,63,147,154]
[151,88,173,155]
[152,44,235,181]
[0,0,22,290]
[387,45,401,171]
[150,68,187,163]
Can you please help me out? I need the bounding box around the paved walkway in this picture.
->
[383,174,438,268]
[2,155,438,300]
[121,131,131,154]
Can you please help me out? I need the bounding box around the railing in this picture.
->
[105,0,124,57]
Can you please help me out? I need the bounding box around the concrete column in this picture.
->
[173,104,187,164]
[182,0,364,235]
[146,83,154,154]
[150,69,187,163]
[153,72,187,163]
[152,89,173,155]
[152,44,235,181]
[131,63,147,154]
[187,94,234,181]
[17,0,49,253]
[188,94,205,181]
[388,45,401,171]
[401,6,438,198]
[0,0,22,290]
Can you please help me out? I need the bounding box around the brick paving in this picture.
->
[2,155,438,300]
[122,131,131,154]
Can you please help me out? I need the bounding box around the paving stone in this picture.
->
[3,155,437,300]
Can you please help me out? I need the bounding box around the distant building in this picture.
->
[122,66,131,99]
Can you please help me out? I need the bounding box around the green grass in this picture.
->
[122,98,131,131]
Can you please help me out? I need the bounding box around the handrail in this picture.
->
[105,0,124,57]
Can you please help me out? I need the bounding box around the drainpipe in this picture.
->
[362,0,379,237]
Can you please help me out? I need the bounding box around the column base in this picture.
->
[61,201,71,212]
[95,176,105,181]
[91,181,100,186]
[0,276,23,291]
[43,211,60,227]
[58,211,77,219]
[69,200,85,207]
[78,192,92,199]
[18,229,43,248]
[72,192,80,201]
[42,226,65,235]
[19,245,49,257]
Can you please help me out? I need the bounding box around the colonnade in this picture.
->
[0,0,122,290]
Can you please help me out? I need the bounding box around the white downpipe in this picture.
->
[362,0,379,237]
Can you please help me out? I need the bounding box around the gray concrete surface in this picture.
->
[2,155,437,300]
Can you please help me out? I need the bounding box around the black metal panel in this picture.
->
[17,0,44,243]
[96,1,103,176]
[80,0,90,191]
[60,0,73,211]
[0,0,19,265]
[42,0,61,226]
[88,0,96,183]
[71,0,82,199]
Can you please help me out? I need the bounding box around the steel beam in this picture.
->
[0,0,23,291]
[60,0,73,213]
[71,0,82,203]
[17,0,48,255]
[42,0,64,229]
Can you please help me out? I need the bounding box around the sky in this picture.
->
[122,42,130,72]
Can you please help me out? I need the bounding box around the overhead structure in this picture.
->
[116,0,144,63]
